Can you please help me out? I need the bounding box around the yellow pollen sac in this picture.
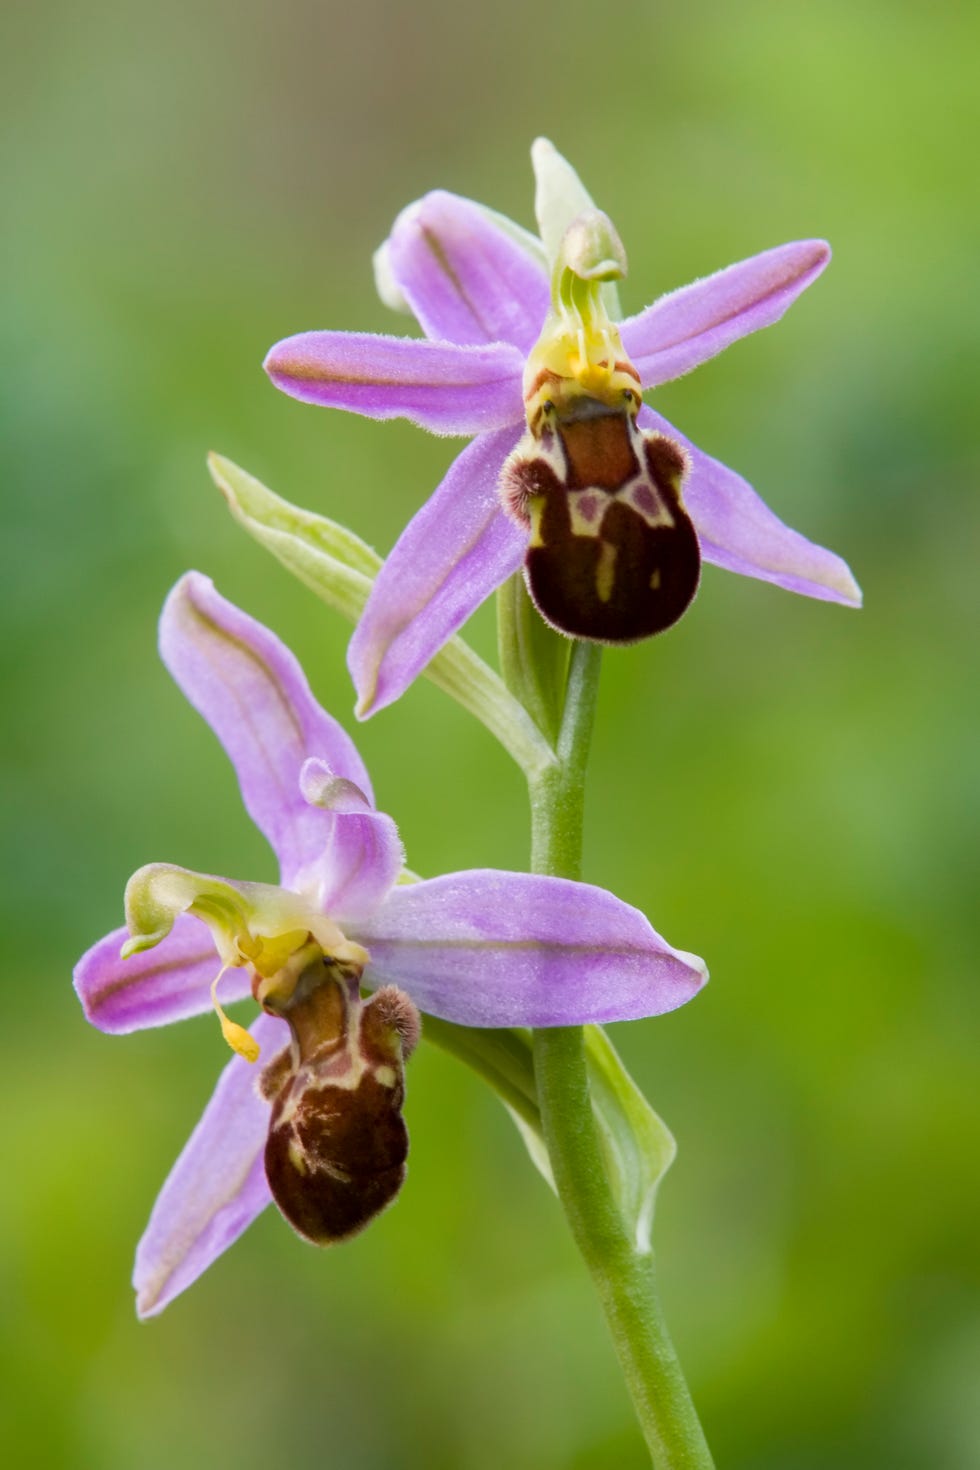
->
[211,969,261,1063]
[246,927,315,979]
[252,935,370,1013]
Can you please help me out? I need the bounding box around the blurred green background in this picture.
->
[2,1,978,1465]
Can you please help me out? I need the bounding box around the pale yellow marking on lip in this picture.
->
[568,489,610,538]
[527,496,546,549]
[596,541,617,604]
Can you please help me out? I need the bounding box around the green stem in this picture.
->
[529,642,714,1470]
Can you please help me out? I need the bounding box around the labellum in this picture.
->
[259,952,420,1244]
[500,396,701,644]
[500,208,701,644]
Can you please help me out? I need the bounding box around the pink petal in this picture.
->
[74,914,249,1033]
[160,573,374,889]
[133,1010,286,1317]
[622,241,831,388]
[299,758,404,923]
[352,871,707,1027]
[264,331,524,435]
[348,428,525,718]
[641,407,862,606]
[384,190,551,353]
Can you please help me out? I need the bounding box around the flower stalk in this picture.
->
[505,608,713,1468]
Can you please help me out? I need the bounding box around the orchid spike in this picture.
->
[265,138,861,717]
[74,573,706,1316]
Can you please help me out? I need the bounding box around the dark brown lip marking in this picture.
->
[261,959,418,1245]
[501,411,700,644]
[560,413,639,491]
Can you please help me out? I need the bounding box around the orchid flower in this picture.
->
[74,572,706,1316]
[265,139,861,718]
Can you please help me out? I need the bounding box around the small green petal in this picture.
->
[209,452,380,622]
[210,454,556,778]
[532,137,599,265]
[531,138,622,318]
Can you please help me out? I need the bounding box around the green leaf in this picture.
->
[209,452,379,620]
[585,1026,676,1254]
[425,1016,675,1252]
[496,574,569,747]
[209,454,556,777]
[422,1017,546,1157]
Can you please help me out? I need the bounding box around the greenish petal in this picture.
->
[531,138,622,318]
[209,452,380,621]
[496,573,570,747]
[425,1016,676,1249]
[210,453,556,778]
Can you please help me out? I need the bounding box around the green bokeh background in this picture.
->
[3,2,978,1465]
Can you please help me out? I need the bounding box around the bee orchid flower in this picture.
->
[74,573,706,1316]
[265,139,860,717]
